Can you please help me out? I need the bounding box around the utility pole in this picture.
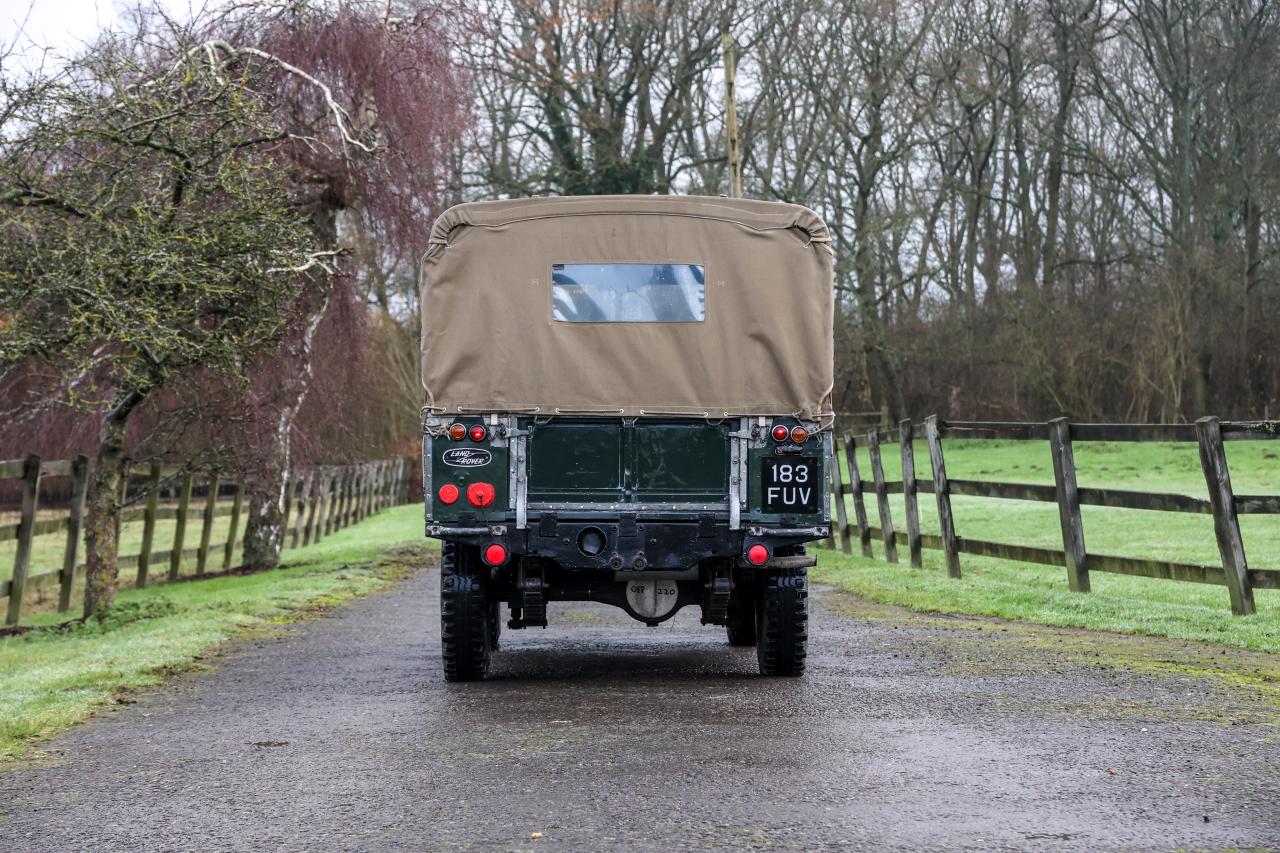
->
[722,34,742,198]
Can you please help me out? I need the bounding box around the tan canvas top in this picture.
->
[420,195,834,422]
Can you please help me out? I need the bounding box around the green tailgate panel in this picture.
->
[526,420,728,504]
[633,423,728,501]
[527,422,624,502]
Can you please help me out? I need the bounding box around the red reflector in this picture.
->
[469,424,487,442]
[771,424,790,441]
[483,543,508,566]
[448,423,467,441]
[467,481,496,508]
[437,483,459,505]
[790,425,809,443]
[747,544,770,566]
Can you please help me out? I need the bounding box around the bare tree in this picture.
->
[464,0,759,196]
[0,29,320,617]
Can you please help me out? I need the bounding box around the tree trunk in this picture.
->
[83,390,142,619]
[240,437,289,569]
[241,202,338,568]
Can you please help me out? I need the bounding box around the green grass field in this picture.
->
[815,438,1280,653]
[0,505,433,761]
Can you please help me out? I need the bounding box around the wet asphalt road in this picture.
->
[2,563,1278,852]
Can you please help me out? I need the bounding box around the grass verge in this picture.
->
[813,544,1280,654]
[818,438,1280,654]
[0,504,434,763]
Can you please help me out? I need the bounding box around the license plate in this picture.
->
[761,458,820,513]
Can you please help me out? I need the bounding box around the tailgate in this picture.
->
[526,419,730,507]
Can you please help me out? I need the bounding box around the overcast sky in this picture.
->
[2,0,189,72]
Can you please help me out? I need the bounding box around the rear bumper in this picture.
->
[428,517,829,570]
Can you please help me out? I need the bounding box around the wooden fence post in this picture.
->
[197,472,218,574]
[350,464,362,522]
[1048,418,1090,593]
[867,431,898,563]
[315,469,328,541]
[326,468,342,533]
[169,471,193,580]
[360,463,373,519]
[341,467,356,528]
[332,468,346,531]
[58,454,91,612]
[317,469,333,542]
[303,470,321,546]
[335,466,348,531]
[344,465,356,523]
[281,472,295,539]
[312,470,326,542]
[136,461,161,589]
[844,434,873,557]
[924,416,961,579]
[1196,416,1255,616]
[358,463,371,520]
[899,420,923,568]
[830,439,851,553]
[223,480,244,570]
[347,465,359,525]
[294,471,313,548]
[5,455,43,626]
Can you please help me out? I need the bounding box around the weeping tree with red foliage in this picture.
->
[224,1,469,569]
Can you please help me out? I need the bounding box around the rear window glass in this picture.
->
[552,263,705,323]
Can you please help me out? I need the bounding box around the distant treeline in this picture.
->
[465,0,1280,422]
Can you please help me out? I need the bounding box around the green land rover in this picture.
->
[420,195,834,680]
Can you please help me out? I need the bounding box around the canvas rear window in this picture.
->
[552,262,705,323]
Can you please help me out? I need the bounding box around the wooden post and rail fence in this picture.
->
[1,457,413,626]
[822,417,1279,616]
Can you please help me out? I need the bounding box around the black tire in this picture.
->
[440,541,491,682]
[756,568,808,676]
[726,587,757,646]
[489,601,502,651]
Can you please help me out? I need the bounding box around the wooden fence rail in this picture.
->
[1,457,411,626]
[824,417,1279,616]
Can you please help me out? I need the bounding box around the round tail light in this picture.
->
[771,424,790,441]
[437,483,459,505]
[746,544,770,566]
[469,424,487,442]
[467,481,496,508]
[448,423,467,441]
[483,543,509,566]
[790,425,809,443]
